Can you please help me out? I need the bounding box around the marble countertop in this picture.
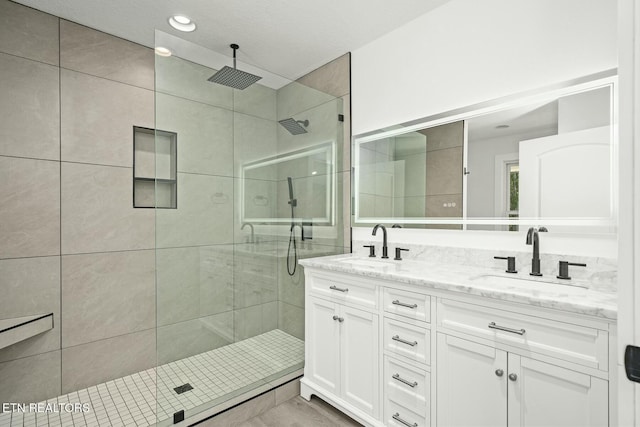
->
[299,253,617,320]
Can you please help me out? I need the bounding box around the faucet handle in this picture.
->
[363,245,376,258]
[557,261,587,280]
[494,256,517,274]
[394,247,409,261]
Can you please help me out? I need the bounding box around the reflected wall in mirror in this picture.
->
[242,142,335,224]
[353,73,616,232]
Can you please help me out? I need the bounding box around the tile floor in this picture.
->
[0,330,303,427]
[239,397,362,427]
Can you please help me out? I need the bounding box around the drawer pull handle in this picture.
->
[392,300,418,309]
[392,335,418,347]
[392,373,418,388]
[488,322,526,335]
[393,413,418,427]
[329,285,349,292]
[332,315,344,322]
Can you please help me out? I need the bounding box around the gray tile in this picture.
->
[200,391,276,427]
[422,120,464,151]
[276,81,335,122]
[274,379,301,406]
[155,54,233,109]
[156,93,233,176]
[0,350,61,404]
[296,53,350,98]
[234,113,278,177]
[61,329,155,394]
[61,162,154,254]
[425,193,463,218]
[156,246,234,326]
[0,156,60,259]
[278,303,304,341]
[233,83,277,121]
[156,173,233,248]
[61,250,155,347]
[0,0,59,65]
[425,146,463,196]
[157,314,233,365]
[234,305,263,341]
[61,69,154,167]
[0,53,59,160]
[60,20,153,89]
[0,256,60,363]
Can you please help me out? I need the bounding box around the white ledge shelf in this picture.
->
[0,313,53,350]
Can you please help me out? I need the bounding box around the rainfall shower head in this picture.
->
[208,44,262,90]
[279,118,309,135]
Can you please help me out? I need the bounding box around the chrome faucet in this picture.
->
[526,227,548,276]
[241,222,254,243]
[372,224,389,259]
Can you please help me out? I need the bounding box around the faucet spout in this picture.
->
[526,227,547,276]
[372,224,389,259]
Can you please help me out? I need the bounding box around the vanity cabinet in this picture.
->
[307,296,379,418]
[300,266,614,427]
[436,334,608,427]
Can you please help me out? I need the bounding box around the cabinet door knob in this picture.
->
[495,369,504,377]
[509,373,518,381]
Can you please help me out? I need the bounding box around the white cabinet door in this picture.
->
[307,297,340,395]
[340,304,379,418]
[507,355,608,427]
[436,334,507,427]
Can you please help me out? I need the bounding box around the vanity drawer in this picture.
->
[308,271,377,310]
[384,355,430,417]
[384,318,431,366]
[385,398,429,427]
[384,288,430,323]
[437,298,608,370]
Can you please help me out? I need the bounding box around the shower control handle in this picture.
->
[363,245,376,257]
[329,285,349,293]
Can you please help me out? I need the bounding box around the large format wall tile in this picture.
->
[425,146,463,196]
[156,173,233,248]
[278,302,304,341]
[61,70,154,167]
[234,113,278,177]
[0,256,60,363]
[0,350,61,404]
[233,83,277,121]
[61,162,154,254]
[60,20,153,90]
[156,93,233,176]
[0,0,59,65]
[156,245,233,326]
[296,53,350,99]
[276,81,335,122]
[61,329,155,394]
[157,314,233,365]
[0,156,60,259]
[234,302,277,341]
[0,53,60,160]
[61,250,155,347]
[155,55,233,110]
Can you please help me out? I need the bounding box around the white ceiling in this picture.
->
[14,0,448,80]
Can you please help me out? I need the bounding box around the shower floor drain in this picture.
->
[174,383,194,394]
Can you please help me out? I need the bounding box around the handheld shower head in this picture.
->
[287,177,296,207]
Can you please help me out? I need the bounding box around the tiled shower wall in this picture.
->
[0,0,157,404]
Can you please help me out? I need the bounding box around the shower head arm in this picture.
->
[230,43,239,70]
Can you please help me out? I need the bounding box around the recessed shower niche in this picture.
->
[133,126,177,208]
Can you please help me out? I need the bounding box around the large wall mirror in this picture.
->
[353,72,617,232]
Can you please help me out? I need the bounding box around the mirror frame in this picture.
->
[352,70,618,231]
[241,141,336,225]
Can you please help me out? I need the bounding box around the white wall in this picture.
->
[352,0,617,135]
[350,0,618,258]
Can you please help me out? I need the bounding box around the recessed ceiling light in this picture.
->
[169,15,196,32]
[155,47,172,57]
[496,124,510,129]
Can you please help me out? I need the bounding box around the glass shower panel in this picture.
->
[154,31,345,425]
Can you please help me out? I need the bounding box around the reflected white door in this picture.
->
[519,126,611,219]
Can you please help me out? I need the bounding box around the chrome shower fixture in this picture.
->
[279,118,309,135]
[208,44,262,90]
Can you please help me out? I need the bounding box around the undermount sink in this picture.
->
[471,274,588,291]
[337,257,394,268]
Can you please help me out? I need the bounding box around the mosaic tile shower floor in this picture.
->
[0,330,304,427]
